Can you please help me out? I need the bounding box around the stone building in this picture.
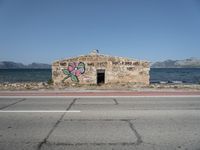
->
[52,50,150,85]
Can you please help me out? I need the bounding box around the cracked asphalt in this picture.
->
[0,96,200,150]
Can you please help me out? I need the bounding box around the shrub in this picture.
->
[47,79,54,85]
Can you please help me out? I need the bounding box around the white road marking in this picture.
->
[0,110,81,113]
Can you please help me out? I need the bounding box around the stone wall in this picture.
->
[52,52,150,85]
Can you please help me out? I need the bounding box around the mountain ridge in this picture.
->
[151,58,200,68]
[1,58,200,69]
[0,61,51,69]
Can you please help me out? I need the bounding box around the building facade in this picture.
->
[52,50,150,85]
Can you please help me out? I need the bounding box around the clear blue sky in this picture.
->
[0,0,200,64]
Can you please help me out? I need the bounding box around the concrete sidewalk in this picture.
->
[0,90,200,96]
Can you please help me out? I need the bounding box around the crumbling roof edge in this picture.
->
[52,53,149,64]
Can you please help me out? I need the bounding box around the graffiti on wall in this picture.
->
[62,62,85,82]
[112,61,140,66]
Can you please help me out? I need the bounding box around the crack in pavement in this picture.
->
[126,120,143,145]
[63,119,136,122]
[142,142,188,150]
[142,142,157,150]
[40,119,140,149]
[37,98,140,149]
[37,98,77,150]
[143,141,187,150]
[113,98,118,105]
[0,98,27,110]
[66,98,77,110]
[45,142,137,146]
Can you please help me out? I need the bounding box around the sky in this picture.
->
[0,0,200,64]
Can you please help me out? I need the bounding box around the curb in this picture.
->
[0,91,200,96]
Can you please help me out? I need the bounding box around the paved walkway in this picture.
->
[0,90,200,96]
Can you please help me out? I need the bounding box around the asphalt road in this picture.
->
[0,96,200,150]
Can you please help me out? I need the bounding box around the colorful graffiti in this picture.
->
[62,62,85,82]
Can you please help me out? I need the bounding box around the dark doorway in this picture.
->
[97,69,105,85]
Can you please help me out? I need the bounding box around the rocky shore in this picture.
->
[0,82,53,90]
[0,82,200,91]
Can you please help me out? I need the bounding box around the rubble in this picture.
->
[0,82,200,91]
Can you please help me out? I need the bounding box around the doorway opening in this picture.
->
[97,69,105,85]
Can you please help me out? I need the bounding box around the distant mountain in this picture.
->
[0,61,25,69]
[151,58,200,68]
[27,63,51,69]
[0,61,51,69]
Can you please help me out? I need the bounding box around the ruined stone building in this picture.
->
[52,50,150,85]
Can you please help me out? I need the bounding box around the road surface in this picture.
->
[0,96,200,150]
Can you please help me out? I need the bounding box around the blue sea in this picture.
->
[0,69,52,83]
[150,68,200,84]
[0,68,200,84]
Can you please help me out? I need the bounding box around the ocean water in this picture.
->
[0,69,51,83]
[150,68,200,84]
[0,68,200,84]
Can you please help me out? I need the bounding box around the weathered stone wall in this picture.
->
[52,52,150,85]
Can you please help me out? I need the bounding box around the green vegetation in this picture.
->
[47,79,54,85]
